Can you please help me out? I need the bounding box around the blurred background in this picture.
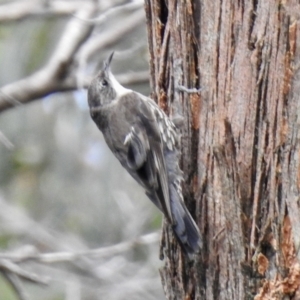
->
[0,0,165,299]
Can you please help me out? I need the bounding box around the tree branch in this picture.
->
[0,232,159,263]
[0,4,147,113]
[0,3,96,113]
[0,259,49,285]
[0,0,93,22]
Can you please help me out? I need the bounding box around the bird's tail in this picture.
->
[169,183,202,258]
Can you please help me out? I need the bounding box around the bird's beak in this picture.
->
[103,51,114,71]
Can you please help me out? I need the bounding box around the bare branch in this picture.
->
[0,0,93,22]
[0,69,148,113]
[0,4,96,113]
[0,259,49,285]
[0,3,147,113]
[75,8,146,89]
[0,197,101,277]
[73,0,144,25]
[0,232,159,263]
[78,9,145,62]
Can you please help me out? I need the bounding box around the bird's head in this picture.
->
[88,52,119,110]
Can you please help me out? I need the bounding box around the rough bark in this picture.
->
[144,0,300,299]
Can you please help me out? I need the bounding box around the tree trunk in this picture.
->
[144,0,300,299]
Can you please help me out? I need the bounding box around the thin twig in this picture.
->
[0,4,147,113]
[75,8,145,89]
[0,4,96,112]
[0,259,49,285]
[71,0,143,24]
[0,232,159,264]
[176,85,202,94]
[0,1,91,22]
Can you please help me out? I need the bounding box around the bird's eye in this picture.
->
[100,79,108,88]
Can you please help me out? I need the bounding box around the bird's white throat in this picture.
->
[109,72,131,98]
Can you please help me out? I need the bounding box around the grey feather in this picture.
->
[87,52,202,258]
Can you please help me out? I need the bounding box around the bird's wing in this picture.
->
[124,125,158,190]
[119,95,173,224]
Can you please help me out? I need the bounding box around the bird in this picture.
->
[87,52,202,258]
